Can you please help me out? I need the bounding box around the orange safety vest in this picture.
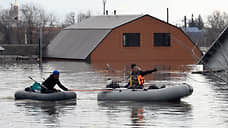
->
[137,75,144,86]
[130,75,144,86]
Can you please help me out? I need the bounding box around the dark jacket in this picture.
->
[42,74,68,92]
[126,68,157,88]
[134,69,157,77]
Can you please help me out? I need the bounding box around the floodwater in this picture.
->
[0,61,228,128]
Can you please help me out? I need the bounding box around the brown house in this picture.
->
[47,14,202,65]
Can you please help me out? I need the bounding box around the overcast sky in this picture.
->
[1,0,228,25]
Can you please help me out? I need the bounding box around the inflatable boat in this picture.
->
[14,90,77,101]
[97,83,193,102]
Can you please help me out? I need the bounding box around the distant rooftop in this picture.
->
[184,27,200,33]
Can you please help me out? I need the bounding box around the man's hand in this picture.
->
[153,68,157,72]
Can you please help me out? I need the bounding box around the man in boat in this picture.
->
[41,70,69,93]
[125,64,157,89]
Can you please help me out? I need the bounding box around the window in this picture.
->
[123,33,140,47]
[154,33,170,47]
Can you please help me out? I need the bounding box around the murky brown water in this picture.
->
[0,61,228,128]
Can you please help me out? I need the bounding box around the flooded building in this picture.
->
[47,14,202,64]
[198,26,228,71]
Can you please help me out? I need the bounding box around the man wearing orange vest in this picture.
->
[125,64,157,89]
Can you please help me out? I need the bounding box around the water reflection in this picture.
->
[130,107,144,127]
[98,101,192,127]
[15,100,76,127]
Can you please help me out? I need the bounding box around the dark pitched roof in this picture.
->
[47,15,144,59]
[198,26,228,64]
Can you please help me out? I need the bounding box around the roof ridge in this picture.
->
[65,15,145,30]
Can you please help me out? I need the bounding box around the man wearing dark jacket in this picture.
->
[41,70,68,93]
[125,64,157,89]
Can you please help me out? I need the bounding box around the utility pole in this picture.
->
[184,16,187,28]
[167,8,169,23]
[72,15,75,24]
[39,27,43,65]
[103,0,107,15]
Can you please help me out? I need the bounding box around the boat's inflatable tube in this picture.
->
[98,83,193,102]
[15,90,77,101]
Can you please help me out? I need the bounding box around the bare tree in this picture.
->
[188,14,204,30]
[20,4,40,44]
[63,12,75,26]
[77,11,91,23]
[204,11,228,46]
[0,8,25,44]
[48,13,59,27]
[20,3,54,44]
[0,9,11,43]
[196,15,204,30]
[62,11,91,27]
[0,3,60,45]
[0,10,9,41]
[207,11,228,30]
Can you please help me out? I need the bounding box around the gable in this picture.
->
[90,15,202,63]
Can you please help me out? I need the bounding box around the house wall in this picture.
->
[90,15,202,65]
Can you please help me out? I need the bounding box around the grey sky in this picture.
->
[1,0,228,25]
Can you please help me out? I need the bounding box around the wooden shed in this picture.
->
[47,14,202,64]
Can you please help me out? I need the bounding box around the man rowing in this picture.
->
[41,70,69,93]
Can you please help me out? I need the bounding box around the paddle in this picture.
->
[28,76,48,89]
[28,76,38,82]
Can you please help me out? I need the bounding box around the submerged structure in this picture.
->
[47,14,202,64]
[198,26,228,71]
